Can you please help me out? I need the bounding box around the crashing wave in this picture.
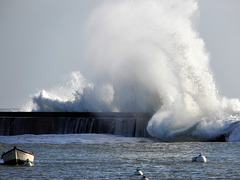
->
[22,0,240,142]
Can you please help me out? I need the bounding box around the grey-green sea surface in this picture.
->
[0,134,239,179]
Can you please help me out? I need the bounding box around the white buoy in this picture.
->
[141,174,149,180]
[134,168,143,176]
[24,159,34,166]
[192,154,207,163]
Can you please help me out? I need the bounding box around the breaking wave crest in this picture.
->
[22,0,240,142]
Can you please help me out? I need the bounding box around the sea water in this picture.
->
[0,134,239,179]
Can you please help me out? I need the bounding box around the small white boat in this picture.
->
[1,146,34,165]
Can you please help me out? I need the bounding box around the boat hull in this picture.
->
[1,147,34,165]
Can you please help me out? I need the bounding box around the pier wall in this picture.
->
[0,112,152,137]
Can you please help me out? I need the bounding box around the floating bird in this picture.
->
[134,168,143,176]
[192,154,207,163]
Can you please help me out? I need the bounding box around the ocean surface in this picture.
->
[0,134,239,179]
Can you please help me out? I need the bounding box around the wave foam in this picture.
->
[22,0,240,142]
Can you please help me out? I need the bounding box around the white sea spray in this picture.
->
[23,0,240,141]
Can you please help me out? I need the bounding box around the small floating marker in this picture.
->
[134,168,143,176]
[141,174,149,180]
[23,159,34,167]
[192,154,207,163]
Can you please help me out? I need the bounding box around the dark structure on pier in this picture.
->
[0,112,152,137]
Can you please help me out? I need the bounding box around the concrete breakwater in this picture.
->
[0,112,153,137]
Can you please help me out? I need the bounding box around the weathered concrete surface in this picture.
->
[0,112,153,137]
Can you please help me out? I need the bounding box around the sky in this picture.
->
[0,0,240,109]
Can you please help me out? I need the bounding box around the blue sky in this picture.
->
[0,0,240,109]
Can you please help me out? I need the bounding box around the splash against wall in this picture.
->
[23,0,240,141]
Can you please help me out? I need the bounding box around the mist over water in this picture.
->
[23,0,240,141]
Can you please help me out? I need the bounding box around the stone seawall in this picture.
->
[0,112,153,137]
